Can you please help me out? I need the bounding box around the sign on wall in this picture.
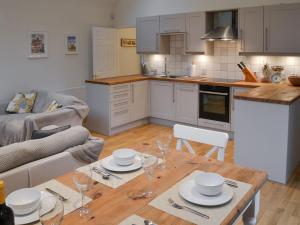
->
[120,38,136,47]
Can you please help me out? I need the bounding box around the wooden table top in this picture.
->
[55,144,267,225]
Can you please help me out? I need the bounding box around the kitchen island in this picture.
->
[234,84,300,184]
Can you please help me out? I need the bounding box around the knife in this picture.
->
[45,188,69,201]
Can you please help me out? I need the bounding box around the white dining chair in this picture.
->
[173,124,229,161]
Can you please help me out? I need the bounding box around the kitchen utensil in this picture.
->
[168,198,209,219]
[225,180,238,188]
[101,155,142,172]
[93,166,123,180]
[113,149,137,166]
[6,188,41,215]
[92,167,110,180]
[45,188,69,202]
[288,75,300,86]
[195,172,224,196]
[237,62,259,82]
[179,179,233,206]
[144,219,157,225]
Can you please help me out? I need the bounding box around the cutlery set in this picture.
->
[92,166,123,180]
[45,188,68,202]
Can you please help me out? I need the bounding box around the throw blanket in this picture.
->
[0,104,89,147]
[0,126,101,173]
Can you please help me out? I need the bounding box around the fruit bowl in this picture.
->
[288,75,300,86]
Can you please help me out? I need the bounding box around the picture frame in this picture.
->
[120,38,136,47]
[29,32,48,58]
[65,34,79,55]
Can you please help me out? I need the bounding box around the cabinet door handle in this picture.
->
[265,28,268,51]
[156,34,159,50]
[240,29,243,51]
[173,83,175,103]
[132,84,134,103]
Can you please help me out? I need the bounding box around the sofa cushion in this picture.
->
[0,126,89,173]
[6,92,37,113]
[31,125,71,140]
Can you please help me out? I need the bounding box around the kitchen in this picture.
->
[86,2,300,186]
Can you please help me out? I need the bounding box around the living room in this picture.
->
[1,0,300,225]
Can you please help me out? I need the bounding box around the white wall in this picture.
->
[0,0,114,103]
[113,0,300,28]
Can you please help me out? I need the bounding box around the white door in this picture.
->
[92,27,118,77]
[186,12,206,53]
[136,16,160,53]
[175,83,198,125]
[150,81,175,120]
[239,7,264,53]
[130,81,149,121]
[264,3,300,53]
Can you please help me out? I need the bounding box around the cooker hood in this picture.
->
[201,10,238,41]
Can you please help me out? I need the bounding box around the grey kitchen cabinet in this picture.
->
[136,16,169,54]
[130,80,149,121]
[160,14,186,33]
[175,83,198,125]
[185,12,206,53]
[150,81,175,120]
[239,6,264,53]
[264,3,300,54]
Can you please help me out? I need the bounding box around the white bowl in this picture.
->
[6,188,41,215]
[195,172,224,196]
[112,149,136,166]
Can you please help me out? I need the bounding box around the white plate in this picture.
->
[179,179,234,206]
[101,155,142,172]
[14,191,55,225]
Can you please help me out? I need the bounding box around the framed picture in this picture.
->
[29,32,48,58]
[120,38,136,47]
[65,34,79,55]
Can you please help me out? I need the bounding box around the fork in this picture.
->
[168,198,209,219]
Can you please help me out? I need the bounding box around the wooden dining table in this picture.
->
[54,144,267,225]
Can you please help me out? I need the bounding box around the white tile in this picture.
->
[214,48,221,56]
[220,48,228,56]
[220,63,228,71]
[220,56,227,63]
[227,56,236,63]
[228,48,237,56]
[228,63,236,72]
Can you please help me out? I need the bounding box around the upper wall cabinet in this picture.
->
[239,7,264,53]
[185,12,206,53]
[136,16,170,54]
[264,3,300,54]
[160,14,186,33]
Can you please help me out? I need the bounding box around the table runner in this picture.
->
[149,170,252,225]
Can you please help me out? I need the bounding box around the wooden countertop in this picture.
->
[234,83,300,105]
[86,74,300,105]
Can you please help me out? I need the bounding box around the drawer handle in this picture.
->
[113,102,128,107]
[114,109,128,115]
[113,93,128,99]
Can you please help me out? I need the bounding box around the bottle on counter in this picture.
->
[0,180,15,225]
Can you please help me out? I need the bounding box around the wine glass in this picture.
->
[142,155,158,198]
[156,134,172,169]
[39,196,64,225]
[72,168,92,217]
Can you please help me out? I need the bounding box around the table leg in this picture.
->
[243,191,260,225]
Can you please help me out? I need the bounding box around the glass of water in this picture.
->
[156,134,172,169]
[39,196,64,225]
[142,155,158,198]
[72,169,92,217]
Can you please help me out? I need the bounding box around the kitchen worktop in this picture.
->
[86,74,300,105]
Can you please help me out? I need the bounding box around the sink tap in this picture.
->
[164,56,168,76]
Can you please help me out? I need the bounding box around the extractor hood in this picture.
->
[201,10,238,41]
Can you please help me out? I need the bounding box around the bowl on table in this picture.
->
[288,75,300,86]
[6,188,41,215]
[195,172,224,196]
[112,148,137,166]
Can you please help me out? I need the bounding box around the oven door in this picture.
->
[199,86,230,123]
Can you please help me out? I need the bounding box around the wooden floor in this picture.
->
[92,124,300,225]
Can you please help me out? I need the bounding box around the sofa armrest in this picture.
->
[25,108,84,130]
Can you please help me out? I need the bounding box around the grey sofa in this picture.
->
[0,90,89,146]
[0,126,104,194]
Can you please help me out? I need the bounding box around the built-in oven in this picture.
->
[198,85,231,131]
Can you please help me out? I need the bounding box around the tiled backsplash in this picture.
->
[143,34,300,80]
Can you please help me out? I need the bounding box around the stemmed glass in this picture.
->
[39,196,64,225]
[156,134,172,169]
[72,168,92,217]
